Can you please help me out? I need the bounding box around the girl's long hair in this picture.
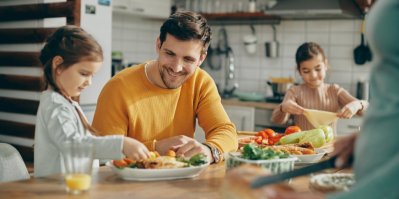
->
[39,25,103,134]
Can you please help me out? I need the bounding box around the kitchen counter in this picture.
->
[222,98,280,110]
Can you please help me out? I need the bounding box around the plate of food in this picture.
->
[290,148,327,164]
[309,173,355,193]
[107,153,209,181]
[259,143,326,164]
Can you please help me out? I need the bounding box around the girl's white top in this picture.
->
[34,90,124,177]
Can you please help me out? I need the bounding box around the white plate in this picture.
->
[309,173,355,193]
[291,148,327,163]
[106,161,209,181]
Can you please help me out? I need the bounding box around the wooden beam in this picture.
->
[0,74,44,91]
[67,0,81,26]
[0,120,35,139]
[0,97,39,115]
[0,28,56,44]
[0,1,75,22]
[0,52,41,67]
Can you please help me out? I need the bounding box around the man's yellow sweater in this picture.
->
[92,62,237,154]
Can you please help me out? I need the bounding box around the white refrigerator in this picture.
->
[79,0,112,122]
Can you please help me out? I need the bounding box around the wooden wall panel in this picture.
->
[0,74,44,91]
[0,120,35,139]
[67,0,81,26]
[0,97,39,115]
[0,0,81,164]
[0,2,74,22]
[12,145,34,163]
[0,52,41,67]
[0,28,56,44]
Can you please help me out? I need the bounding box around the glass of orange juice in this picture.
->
[60,140,94,194]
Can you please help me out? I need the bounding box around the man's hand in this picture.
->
[330,132,358,168]
[122,137,151,160]
[281,100,305,115]
[156,135,212,161]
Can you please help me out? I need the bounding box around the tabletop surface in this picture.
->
[0,161,350,199]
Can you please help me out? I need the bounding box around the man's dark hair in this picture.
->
[159,10,211,54]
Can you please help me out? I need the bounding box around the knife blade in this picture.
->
[251,156,337,189]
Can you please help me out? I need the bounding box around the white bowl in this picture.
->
[291,148,326,163]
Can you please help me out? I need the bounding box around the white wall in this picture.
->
[112,16,372,97]
[111,12,162,65]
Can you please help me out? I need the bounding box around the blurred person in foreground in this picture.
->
[92,10,237,164]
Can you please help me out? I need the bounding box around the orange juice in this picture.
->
[65,173,91,192]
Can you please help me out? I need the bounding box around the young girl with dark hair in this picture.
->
[271,42,368,133]
[34,25,150,177]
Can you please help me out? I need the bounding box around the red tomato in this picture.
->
[255,136,263,144]
[123,158,135,165]
[256,131,268,139]
[113,159,128,168]
[270,134,284,144]
[264,128,276,138]
[284,126,302,135]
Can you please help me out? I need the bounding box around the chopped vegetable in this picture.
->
[166,150,176,157]
[241,144,289,160]
[188,153,208,166]
[284,126,302,135]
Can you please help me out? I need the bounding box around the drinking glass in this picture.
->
[60,140,94,194]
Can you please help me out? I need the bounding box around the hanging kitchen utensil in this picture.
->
[207,28,229,70]
[206,44,221,70]
[243,25,257,54]
[265,25,279,58]
[354,19,371,65]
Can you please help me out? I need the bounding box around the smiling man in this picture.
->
[92,11,237,163]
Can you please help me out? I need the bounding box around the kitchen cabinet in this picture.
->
[194,105,254,143]
[113,0,171,19]
[337,117,363,135]
[254,108,288,132]
[224,105,255,131]
[201,12,280,25]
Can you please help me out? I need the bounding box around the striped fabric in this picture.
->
[271,83,366,134]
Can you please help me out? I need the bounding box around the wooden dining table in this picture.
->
[0,161,350,199]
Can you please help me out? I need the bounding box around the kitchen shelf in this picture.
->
[201,12,281,25]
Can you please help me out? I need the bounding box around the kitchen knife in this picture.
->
[251,156,337,189]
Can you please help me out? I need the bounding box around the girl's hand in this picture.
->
[337,101,362,119]
[281,100,305,115]
[122,137,151,160]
